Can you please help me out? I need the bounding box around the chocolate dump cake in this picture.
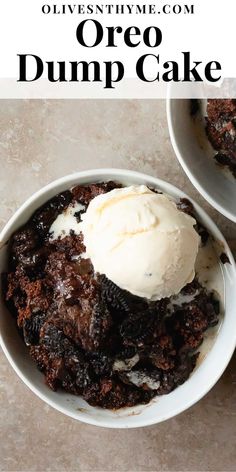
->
[206,99,236,177]
[2,181,220,409]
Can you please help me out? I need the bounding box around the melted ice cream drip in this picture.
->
[49,202,85,240]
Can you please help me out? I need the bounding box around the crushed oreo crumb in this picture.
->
[220,252,230,265]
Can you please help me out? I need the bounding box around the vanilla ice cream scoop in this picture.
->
[79,185,200,300]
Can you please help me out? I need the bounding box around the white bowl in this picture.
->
[166,99,236,223]
[0,169,236,428]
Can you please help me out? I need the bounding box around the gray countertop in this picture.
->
[0,99,235,472]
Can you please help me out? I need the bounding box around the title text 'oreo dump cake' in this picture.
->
[3,181,221,409]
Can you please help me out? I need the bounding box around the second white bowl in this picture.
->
[167,99,236,223]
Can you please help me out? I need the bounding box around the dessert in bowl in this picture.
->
[167,98,236,222]
[205,99,236,177]
[0,169,235,428]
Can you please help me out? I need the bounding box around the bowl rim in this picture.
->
[1,168,236,429]
[166,98,236,223]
